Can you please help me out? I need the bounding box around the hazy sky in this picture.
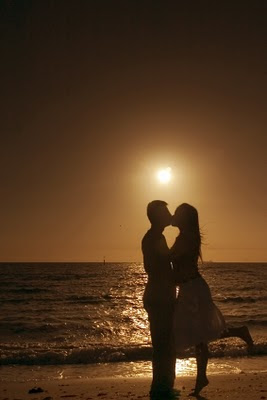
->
[1,1,266,262]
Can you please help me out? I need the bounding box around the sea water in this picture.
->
[0,262,266,381]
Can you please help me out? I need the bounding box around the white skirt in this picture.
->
[174,276,226,352]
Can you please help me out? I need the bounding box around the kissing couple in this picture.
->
[142,200,253,399]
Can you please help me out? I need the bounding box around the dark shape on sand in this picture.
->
[28,386,44,393]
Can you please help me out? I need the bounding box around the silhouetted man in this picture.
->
[142,200,176,399]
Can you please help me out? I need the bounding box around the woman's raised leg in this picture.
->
[221,326,253,350]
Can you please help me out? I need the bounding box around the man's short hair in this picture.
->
[147,200,168,224]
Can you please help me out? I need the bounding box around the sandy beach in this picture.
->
[1,372,267,400]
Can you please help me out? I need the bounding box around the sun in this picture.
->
[157,167,172,184]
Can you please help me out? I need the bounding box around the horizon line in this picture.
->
[0,260,267,264]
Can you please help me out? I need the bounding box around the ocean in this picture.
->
[0,262,267,382]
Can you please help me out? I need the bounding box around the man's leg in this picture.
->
[148,308,164,393]
[148,306,176,394]
[166,304,176,390]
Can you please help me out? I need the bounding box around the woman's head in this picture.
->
[172,203,202,261]
[172,203,200,232]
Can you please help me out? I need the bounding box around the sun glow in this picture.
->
[157,167,172,184]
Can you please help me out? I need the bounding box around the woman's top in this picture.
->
[171,232,201,285]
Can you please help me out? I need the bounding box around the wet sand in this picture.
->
[1,372,267,400]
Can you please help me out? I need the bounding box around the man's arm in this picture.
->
[142,236,157,275]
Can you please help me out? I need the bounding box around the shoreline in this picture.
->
[1,372,267,400]
[1,355,267,382]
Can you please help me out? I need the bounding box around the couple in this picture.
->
[142,201,253,399]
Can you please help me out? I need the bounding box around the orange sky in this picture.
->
[0,2,266,262]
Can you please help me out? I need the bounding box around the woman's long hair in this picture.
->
[175,203,203,262]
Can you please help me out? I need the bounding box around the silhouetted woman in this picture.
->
[171,203,253,396]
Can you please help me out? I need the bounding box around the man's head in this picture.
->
[146,200,171,228]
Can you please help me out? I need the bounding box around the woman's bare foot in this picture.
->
[241,326,254,351]
[190,377,209,396]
